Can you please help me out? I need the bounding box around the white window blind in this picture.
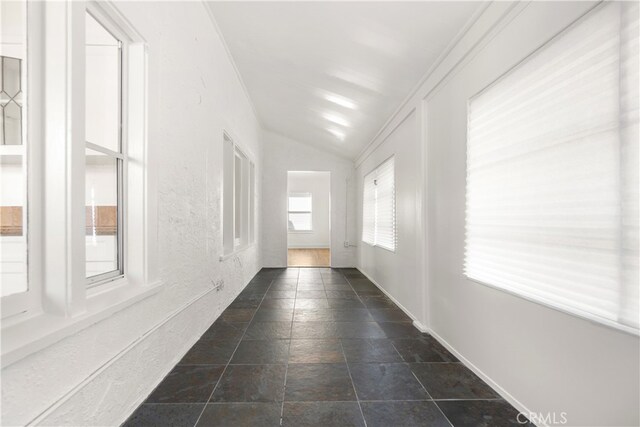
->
[362,156,396,251]
[362,172,376,245]
[465,2,639,332]
[288,193,312,231]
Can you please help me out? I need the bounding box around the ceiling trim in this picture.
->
[201,1,264,130]
[354,1,494,165]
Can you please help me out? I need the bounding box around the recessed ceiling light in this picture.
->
[323,112,350,128]
[324,93,357,110]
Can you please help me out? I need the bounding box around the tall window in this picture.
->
[0,0,28,300]
[85,12,124,285]
[362,156,396,252]
[223,133,255,254]
[288,193,312,231]
[465,2,639,332]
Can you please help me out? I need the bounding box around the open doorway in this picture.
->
[287,171,331,267]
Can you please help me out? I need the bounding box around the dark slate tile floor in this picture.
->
[123,268,531,427]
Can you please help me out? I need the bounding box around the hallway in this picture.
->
[124,268,527,426]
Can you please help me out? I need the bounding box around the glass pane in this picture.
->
[234,154,242,240]
[85,148,119,279]
[289,194,312,212]
[85,12,120,152]
[0,0,28,297]
[288,213,312,231]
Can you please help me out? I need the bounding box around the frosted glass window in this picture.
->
[465,3,639,331]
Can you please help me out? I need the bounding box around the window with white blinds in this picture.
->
[362,156,396,251]
[465,2,639,332]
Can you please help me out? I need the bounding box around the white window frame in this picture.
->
[1,1,160,367]
[464,2,639,335]
[84,9,126,287]
[361,156,396,252]
[221,130,255,259]
[288,192,313,232]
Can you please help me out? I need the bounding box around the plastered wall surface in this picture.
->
[287,171,331,248]
[1,2,263,425]
[355,111,426,327]
[357,1,639,425]
[262,131,356,268]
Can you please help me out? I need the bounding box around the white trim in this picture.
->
[24,270,256,426]
[1,280,163,368]
[355,266,539,425]
[219,242,256,261]
[355,2,525,167]
[355,267,427,330]
[426,328,542,427]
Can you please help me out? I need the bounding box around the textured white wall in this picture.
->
[287,171,331,248]
[262,131,356,267]
[356,2,640,426]
[1,2,263,425]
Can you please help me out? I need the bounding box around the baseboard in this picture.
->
[355,266,539,426]
[28,271,256,426]
[355,267,427,330]
[426,328,541,426]
[287,245,331,249]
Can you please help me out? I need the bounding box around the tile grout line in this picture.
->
[279,268,300,426]
[192,275,276,427]
[408,365,455,427]
[338,269,369,427]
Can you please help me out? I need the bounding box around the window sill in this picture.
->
[288,230,314,234]
[0,279,164,368]
[220,242,255,261]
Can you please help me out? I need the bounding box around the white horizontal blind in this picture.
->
[375,157,396,251]
[362,172,376,245]
[288,193,312,231]
[362,157,396,251]
[466,2,639,331]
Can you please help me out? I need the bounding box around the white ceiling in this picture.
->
[208,1,481,159]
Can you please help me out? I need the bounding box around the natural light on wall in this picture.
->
[465,2,639,332]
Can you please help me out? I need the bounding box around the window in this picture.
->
[223,132,255,255]
[362,156,396,252]
[0,0,28,305]
[288,193,312,231]
[465,2,639,332]
[85,12,124,285]
[1,1,155,363]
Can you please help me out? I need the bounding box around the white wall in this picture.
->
[356,2,640,426]
[263,131,356,267]
[288,171,331,248]
[356,110,426,328]
[1,2,263,425]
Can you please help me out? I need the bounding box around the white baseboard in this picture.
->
[355,267,428,330]
[426,328,541,426]
[355,266,539,427]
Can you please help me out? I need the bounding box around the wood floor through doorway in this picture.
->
[288,248,330,267]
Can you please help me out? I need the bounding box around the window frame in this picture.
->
[222,130,256,258]
[288,192,313,233]
[463,1,639,336]
[1,0,161,366]
[361,155,396,253]
[84,9,126,287]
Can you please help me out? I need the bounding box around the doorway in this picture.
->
[287,171,331,267]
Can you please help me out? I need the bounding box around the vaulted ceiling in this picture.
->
[208,1,481,159]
